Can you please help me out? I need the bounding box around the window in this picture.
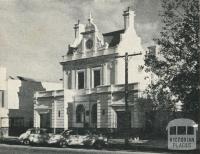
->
[91,104,97,123]
[70,130,77,135]
[86,110,90,116]
[177,126,186,135]
[187,126,194,135]
[77,71,85,89]
[93,68,101,88]
[9,117,24,128]
[170,126,176,135]
[76,105,85,123]
[0,90,4,107]
[58,110,61,117]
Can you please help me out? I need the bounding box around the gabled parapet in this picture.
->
[117,8,143,55]
[61,8,144,64]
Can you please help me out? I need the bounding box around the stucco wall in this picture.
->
[0,67,6,90]
[52,100,64,128]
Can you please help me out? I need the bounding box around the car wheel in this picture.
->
[23,139,30,145]
[59,141,68,148]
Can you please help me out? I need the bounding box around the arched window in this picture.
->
[91,104,97,124]
[76,104,85,123]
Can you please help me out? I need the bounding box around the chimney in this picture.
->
[123,7,135,30]
[73,20,80,38]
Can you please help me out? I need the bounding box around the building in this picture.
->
[34,8,149,135]
[0,67,7,136]
[0,66,62,136]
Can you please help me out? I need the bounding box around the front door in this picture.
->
[40,113,50,128]
[117,111,131,133]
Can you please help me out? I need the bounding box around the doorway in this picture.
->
[116,111,131,132]
[40,113,50,128]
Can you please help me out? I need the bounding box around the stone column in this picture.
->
[53,100,57,133]
[63,70,69,89]
[86,67,90,89]
[103,63,108,85]
[107,94,117,128]
[63,103,68,130]
[97,100,101,128]
[107,62,113,85]
[71,70,76,89]
[64,91,69,130]
[34,108,40,128]
[72,101,76,128]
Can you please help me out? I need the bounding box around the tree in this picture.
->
[144,0,200,120]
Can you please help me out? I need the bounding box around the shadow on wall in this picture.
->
[8,79,46,136]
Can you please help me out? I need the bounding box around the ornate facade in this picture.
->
[34,8,149,134]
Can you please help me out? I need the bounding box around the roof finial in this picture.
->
[88,11,93,23]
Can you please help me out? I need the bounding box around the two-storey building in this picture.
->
[34,8,149,135]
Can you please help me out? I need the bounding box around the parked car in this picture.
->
[48,129,108,149]
[47,129,71,146]
[18,128,50,145]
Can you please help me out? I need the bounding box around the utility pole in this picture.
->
[115,52,142,145]
[198,0,200,141]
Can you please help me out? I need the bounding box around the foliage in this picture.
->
[144,0,200,116]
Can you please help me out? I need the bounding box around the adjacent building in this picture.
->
[0,66,62,136]
[34,8,150,135]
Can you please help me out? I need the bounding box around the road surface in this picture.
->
[0,144,199,154]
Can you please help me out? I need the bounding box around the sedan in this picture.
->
[48,129,108,149]
[18,128,50,145]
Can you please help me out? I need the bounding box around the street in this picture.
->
[0,144,199,154]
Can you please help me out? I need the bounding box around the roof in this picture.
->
[103,29,125,47]
[67,46,77,55]
[67,29,125,55]
[166,118,198,129]
[8,76,61,83]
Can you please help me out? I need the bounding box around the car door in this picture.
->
[40,129,49,143]
[68,130,79,145]
[77,130,88,145]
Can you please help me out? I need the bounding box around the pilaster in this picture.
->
[63,70,69,89]
[53,100,57,133]
[71,70,76,89]
[86,67,90,89]
[103,63,108,85]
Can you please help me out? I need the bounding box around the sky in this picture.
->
[0,0,161,82]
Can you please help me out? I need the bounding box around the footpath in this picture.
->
[1,136,200,152]
[108,138,200,152]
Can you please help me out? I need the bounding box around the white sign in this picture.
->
[166,118,198,150]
